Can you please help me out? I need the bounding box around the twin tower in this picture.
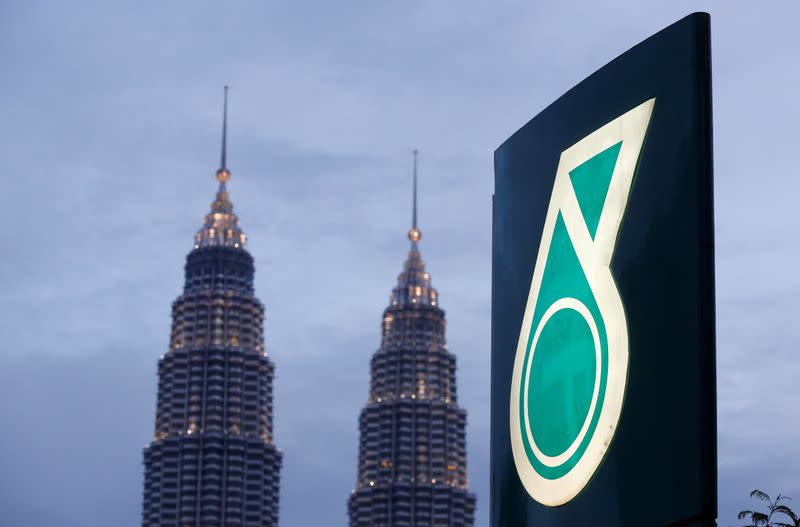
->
[140,89,476,527]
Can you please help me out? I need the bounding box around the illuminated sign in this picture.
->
[492,12,716,527]
[509,99,654,506]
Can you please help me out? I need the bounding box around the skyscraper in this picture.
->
[348,152,476,527]
[141,88,282,527]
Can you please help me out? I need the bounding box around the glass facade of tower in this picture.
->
[348,234,476,526]
[141,165,281,526]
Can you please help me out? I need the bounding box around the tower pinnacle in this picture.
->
[408,149,422,243]
[194,86,246,250]
[216,85,231,184]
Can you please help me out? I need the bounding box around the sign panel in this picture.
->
[492,13,715,527]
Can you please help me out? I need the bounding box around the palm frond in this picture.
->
[751,511,770,522]
[751,489,771,502]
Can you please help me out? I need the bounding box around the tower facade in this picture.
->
[348,152,476,527]
[142,88,281,527]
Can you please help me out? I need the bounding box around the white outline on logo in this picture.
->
[509,99,655,506]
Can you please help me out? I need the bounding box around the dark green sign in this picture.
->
[492,13,715,527]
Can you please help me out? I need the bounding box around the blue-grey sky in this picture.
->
[0,1,798,526]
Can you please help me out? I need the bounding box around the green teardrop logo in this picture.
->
[509,99,655,506]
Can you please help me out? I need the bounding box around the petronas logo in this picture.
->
[509,99,655,506]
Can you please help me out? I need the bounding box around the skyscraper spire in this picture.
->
[408,149,422,244]
[217,85,231,185]
[194,86,246,250]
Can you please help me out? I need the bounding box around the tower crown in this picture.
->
[390,150,438,308]
[194,86,247,250]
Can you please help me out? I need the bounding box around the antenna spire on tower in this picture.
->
[216,86,231,184]
[408,149,422,244]
[221,85,228,169]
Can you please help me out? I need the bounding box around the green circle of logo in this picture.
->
[519,298,606,482]
[529,305,597,458]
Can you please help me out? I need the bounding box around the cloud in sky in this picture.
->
[1,1,799,526]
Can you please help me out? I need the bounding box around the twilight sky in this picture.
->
[1,1,798,526]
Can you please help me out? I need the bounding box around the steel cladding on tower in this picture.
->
[491,13,716,527]
[348,152,476,527]
[141,88,282,527]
